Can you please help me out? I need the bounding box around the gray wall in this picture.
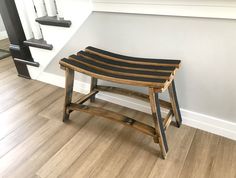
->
[46,12,236,123]
[0,14,5,32]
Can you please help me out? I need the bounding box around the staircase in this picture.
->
[14,0,92,80]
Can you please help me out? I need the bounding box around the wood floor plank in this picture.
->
[79,112,151,178]
[0,98,17,114]
[58,106,138,178]
[0,67,16,79]
[3,113,91,178]
[14,81,46,101]
[0,59,15,72]
[0,39,10,50]
[0,86,63,140]
[36,103,121,178]
[147,125,196,178]
[0,81,44,113]
[209,136,236,178]
[0,72,23,87]
[0,116,48,158]
[0,118,63,177]
[179,130,236,178]
[39,91,82,121]
[0,58,14,69]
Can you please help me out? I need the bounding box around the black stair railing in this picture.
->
[0,0,39,79]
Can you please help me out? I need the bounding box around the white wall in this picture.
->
[46,12,236,124]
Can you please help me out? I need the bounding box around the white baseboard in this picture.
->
[37,72,236,141]
[37,72,90,94]
[0,31,8,40]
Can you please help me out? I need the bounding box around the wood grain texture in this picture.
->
[68,103,156,137]
[85,46,181,68]
[69,54,173,79]
[60,58,167,88]
[78,51,176,73]
[179,130,236,178]
[168,80,182,127]
[63,68,74,122]
[149,88,169,159]
[90,77,98,102]
[0,40,236,178]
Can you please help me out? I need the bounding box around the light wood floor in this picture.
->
[0,39,236,178]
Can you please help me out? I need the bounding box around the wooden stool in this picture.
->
[59,46,182,159]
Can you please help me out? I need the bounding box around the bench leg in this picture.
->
[168,80,182,127]
[90,77,98,103]
[149,88,169,159]
[63,68,74,122]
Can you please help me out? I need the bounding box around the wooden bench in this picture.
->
[59,46,182,159]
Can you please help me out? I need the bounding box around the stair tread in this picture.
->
[36,16,72,28]
[24,38,53,50]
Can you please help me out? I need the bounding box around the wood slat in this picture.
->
[78,51,176,73]
[74,90,99,105]
[69,55,173,80]
[164,111,173,130]
[68,103,156,137]
[60,59,167,88]
[85,46,181,68]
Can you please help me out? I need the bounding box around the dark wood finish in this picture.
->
[71,54,173,79]
[13,60,31,79]
[74,90,99,105]
[90,78,98,102]
[85,46,181,68]
[0,0,38,78]
[14,58,39,67]
[78,51,176,73]
[63,68,74,122]
[60,57,168,88]
[24,38,53,50]
[168,80,182,127]
[36,16,72,28]
[68,103,156,137]
[149,88,169,159]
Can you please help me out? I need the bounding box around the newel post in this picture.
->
[0,0,39,79]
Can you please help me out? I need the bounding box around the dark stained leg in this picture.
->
[168,80,182,127]
[63,68,74,122]
[149,88,169,159]
[90,77,98,103]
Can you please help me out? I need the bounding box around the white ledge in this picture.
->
[93,1,236,20]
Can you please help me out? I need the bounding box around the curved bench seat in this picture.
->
[60,46,180,89]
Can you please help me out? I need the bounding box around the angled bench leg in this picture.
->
[168,80,182,127]
[63,68,74,122]
[90,77,98,103]
[149,88,169,159]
